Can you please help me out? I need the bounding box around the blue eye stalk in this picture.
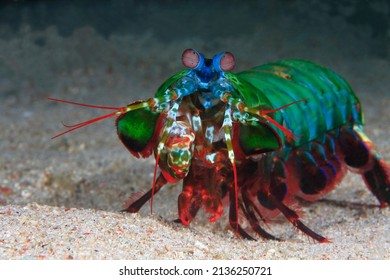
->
[181,48,235,83]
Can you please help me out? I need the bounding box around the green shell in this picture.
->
[155,69,191,98]
[149,60,363,150]
[230,60,363,146]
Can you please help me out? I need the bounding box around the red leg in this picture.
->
[363,157,390,207]
[240,195,279,240]
[339,127,390,206]
[122,174,167,213]
[268,194,329,243]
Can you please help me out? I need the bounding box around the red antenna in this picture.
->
[48,97,125,139]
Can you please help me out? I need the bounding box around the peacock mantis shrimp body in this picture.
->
[50,49,390,242]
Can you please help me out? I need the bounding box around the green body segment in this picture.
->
[116,107,160,156]
[155,69,191,98]
[238,122,281,154]
[224,72,276,111]
[234,59,363,146]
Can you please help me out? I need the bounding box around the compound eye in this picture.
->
[219,52,235,72]
[181,48,203,70]
[213,51,235,72]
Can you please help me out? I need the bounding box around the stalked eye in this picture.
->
[220,52,235,72]
[213,51,235,72]
[181,48,204,70]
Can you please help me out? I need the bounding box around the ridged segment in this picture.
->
[237,60,363,146]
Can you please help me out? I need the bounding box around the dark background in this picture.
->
[0,0,389,104]
[1,0,389,56]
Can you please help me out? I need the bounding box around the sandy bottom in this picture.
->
[0,198,389,260]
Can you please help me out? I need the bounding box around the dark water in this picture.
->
[1,0,389,55]
[1,0,389,103]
